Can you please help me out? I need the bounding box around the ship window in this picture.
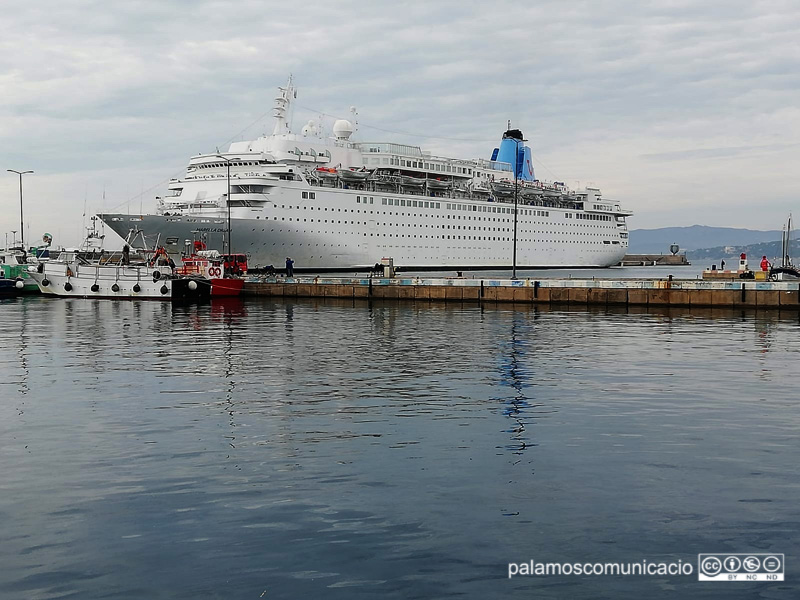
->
[302,192,308,199]
[357,197,361,203]
[382,198,387,205]
[310,193,315,199]
[424,202,429,208]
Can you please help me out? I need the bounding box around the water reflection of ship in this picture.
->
[498,315,538,462]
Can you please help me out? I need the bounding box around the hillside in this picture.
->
[628,225,782,254]
[687,239,799,264]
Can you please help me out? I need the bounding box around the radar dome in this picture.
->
[333,119,354,140]
[301,119,318,137]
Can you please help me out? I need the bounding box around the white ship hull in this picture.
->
[101,212,627,271]
[100,189,628,271]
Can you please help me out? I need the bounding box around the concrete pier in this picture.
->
[243,277,800,310]
[619,254,690,266]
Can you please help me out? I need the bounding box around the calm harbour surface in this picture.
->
[1,296,798,599]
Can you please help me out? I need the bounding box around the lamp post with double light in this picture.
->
[215,155,233,256]
[7,169,33,255]
[511,138,526,280]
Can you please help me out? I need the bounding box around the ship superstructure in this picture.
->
[100,77,632,270]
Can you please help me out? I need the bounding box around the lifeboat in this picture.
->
[491,181,515,197]
[339,168,371,183]
[426,178,451,190]
[400,175,425,187]
[313,167,338,180]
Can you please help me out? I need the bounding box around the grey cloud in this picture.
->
[2,0,800,243]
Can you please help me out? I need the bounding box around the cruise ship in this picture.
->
[99,78,632,271]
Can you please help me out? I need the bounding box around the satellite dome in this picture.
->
[301,119,317,137]
[333,119,354,140]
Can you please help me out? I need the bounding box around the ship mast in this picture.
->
[272,75,296,136]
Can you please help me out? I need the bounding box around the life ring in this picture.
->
[208,266,221,277]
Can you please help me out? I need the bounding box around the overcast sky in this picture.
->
[2,0,799,247]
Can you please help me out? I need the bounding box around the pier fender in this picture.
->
[160,285,169,295]
[111,283,120,293]
[15,279,24,289]
[533,280,540,298]
[42,278,50,287]
[133,284,141,293]
[188,280,198,291]
[64,282,72,292]
[92,283,100,292]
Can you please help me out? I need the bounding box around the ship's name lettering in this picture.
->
[196,227,226,233]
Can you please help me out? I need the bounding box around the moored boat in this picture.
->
[177,247,246,296]
[27,247,211,301]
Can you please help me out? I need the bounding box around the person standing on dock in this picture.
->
[720,259,726,270]
[761,256,771,272]
[285,257,294,278]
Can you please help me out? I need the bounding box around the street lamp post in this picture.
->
[7,169,33,254]
[215,155,233,257]
[511,139,526,280]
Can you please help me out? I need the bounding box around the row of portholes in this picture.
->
[245,226,619,242]
[249,233,617,245]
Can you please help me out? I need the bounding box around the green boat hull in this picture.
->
[1,264,41,294]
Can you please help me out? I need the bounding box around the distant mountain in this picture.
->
[628,225,782,254]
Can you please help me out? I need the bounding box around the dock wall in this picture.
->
[243,277,800,310]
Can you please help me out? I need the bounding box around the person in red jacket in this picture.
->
[760,256,771,271]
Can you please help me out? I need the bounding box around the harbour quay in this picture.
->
[243,276,800,309]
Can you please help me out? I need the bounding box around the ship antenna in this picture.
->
[272,75,296,136]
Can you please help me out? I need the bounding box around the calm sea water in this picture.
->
[1,296,798,599]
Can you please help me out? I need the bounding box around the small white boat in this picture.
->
[27,248,211,301]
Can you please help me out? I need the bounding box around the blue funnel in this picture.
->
[494,129,534,181]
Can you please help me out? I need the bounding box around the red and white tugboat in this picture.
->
[177,241,246,297]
